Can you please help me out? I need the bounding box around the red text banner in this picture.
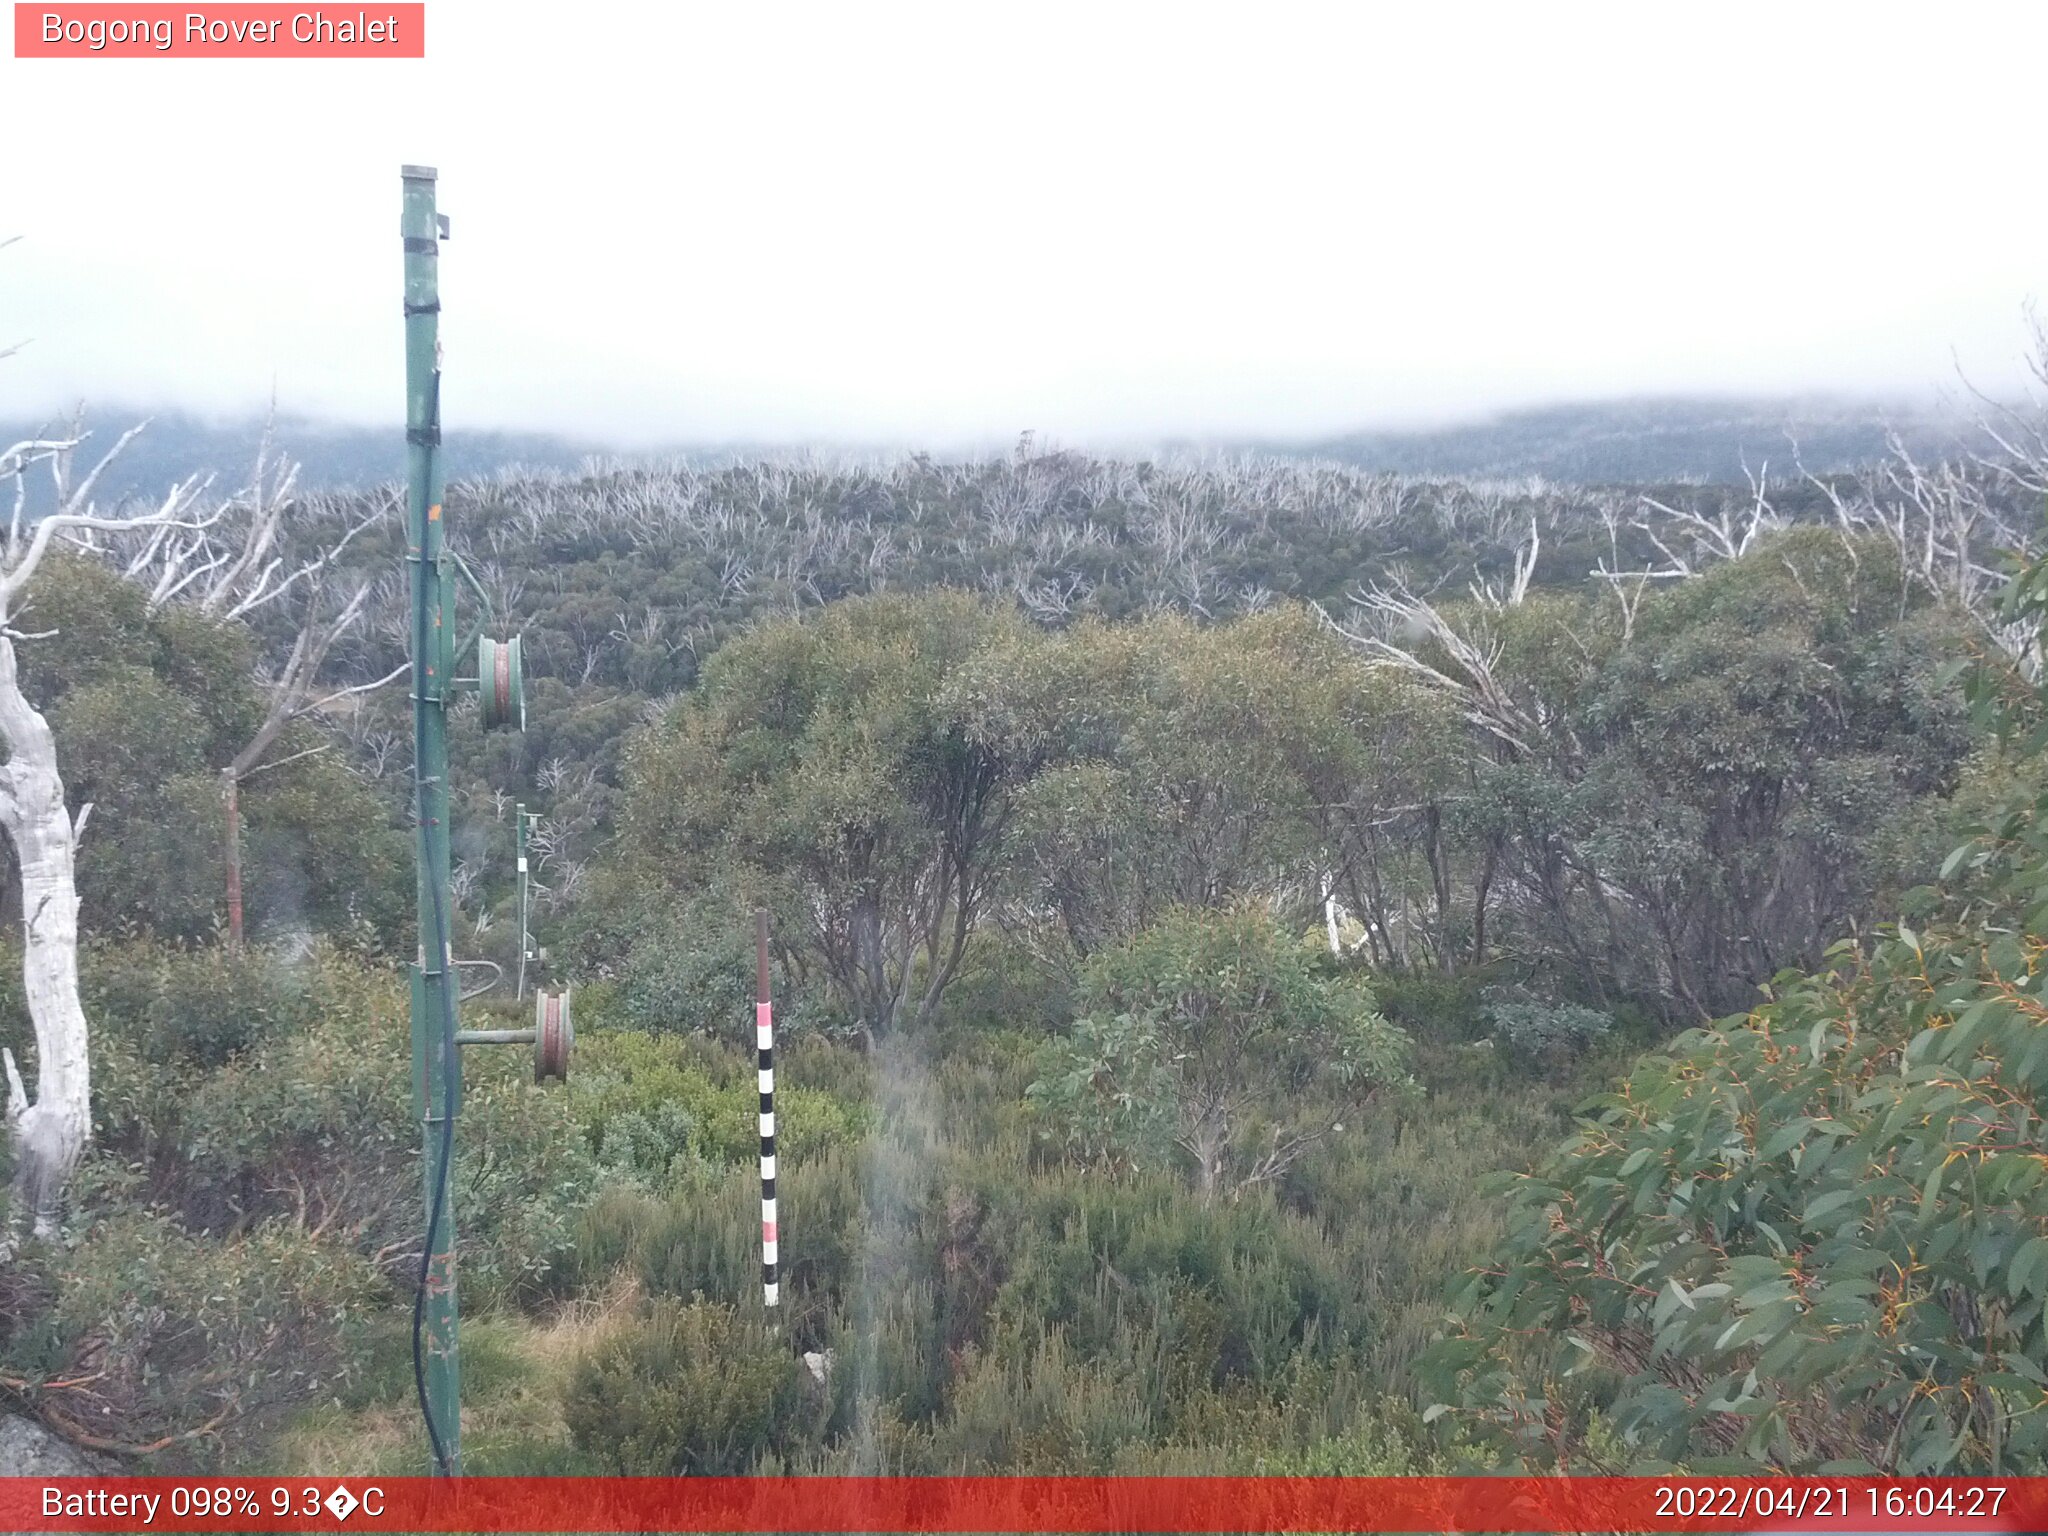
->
[14,4,424,57]
[3,1476,2046,1533]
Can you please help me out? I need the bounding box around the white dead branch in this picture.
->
[0,412,221,1250]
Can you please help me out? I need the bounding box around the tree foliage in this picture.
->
[14,555,407,944]
[1422,546,2048,1474]
[621,592,1050,1038]
[1029,906,1415,1202]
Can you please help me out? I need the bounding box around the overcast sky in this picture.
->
[2,1,2045,448]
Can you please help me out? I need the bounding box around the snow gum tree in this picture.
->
[0,416,213,1247]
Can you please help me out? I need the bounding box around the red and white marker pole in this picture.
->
[756,909,778,1311]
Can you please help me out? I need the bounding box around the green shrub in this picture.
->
[89,938,327,1069]
[12,555,409,947]
[1483,999,1613,1074]
[778,1035,875,1098]
[2,1211,380,1468]
[1240,1399,1456,1474]
[562,1187,666,1291]
[522,982,1554,1478]
[935,930,1073,1039]
[1425,836,2048,1470]
[626,1162,761,1314]
[573,1029,870,1182]
[1373,969,1490,1042]
[920,1325,1153,1472]
[1029,906,1415,1200]
[563,1297,822,1473]
[578,889,758,1037]
[983,1166,1358,1398]
[88,942,594,1308]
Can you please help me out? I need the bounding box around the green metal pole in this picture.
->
[402,163,462,1476]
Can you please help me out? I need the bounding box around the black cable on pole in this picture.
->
[410,838,459,1477]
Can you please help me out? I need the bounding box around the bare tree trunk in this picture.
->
[1180,1108,1229,1208]
[223,774,244,949]
[1473,843,1496,965]
[0,397,230,1253]
[1424,804,1453,974]
[0,635,91,1247]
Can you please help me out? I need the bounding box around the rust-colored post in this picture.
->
[223,776,243,948]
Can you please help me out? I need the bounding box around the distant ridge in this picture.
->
[1,410,598,508]
[9,394,1970,503]
[1275,396,1964,485]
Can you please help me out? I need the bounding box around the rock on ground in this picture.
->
[0,1413,113,1475]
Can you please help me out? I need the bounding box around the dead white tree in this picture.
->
[1470,517,1540,610]
[1632,462,1783,577]
[0,420,217,1249]
[1798,433,2039,675]
[1329,520,1558,758]
[1586,465,1781,638]
[1332,580,1549,758]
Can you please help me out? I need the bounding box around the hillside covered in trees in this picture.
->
[8,392,1962,511]
[1,410,2046,1476]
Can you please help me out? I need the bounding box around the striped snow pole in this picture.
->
[756,908,778,1311]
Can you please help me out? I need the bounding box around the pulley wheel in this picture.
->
[478,635,525,732]
[534,988,572,1082]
